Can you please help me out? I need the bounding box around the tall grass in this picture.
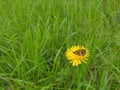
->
[0,0,120,89]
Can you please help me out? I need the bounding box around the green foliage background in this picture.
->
[0,0,120,89]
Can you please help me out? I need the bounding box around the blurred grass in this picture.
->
[0,0,120,89]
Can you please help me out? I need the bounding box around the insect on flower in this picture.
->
[65,45,90,66]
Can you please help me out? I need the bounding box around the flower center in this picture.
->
[73,49,86,56]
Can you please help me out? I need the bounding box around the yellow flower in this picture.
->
[65,45,90,66]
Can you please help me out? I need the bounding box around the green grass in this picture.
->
[0,0,120,89]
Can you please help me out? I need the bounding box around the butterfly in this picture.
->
[73,49,86,56]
